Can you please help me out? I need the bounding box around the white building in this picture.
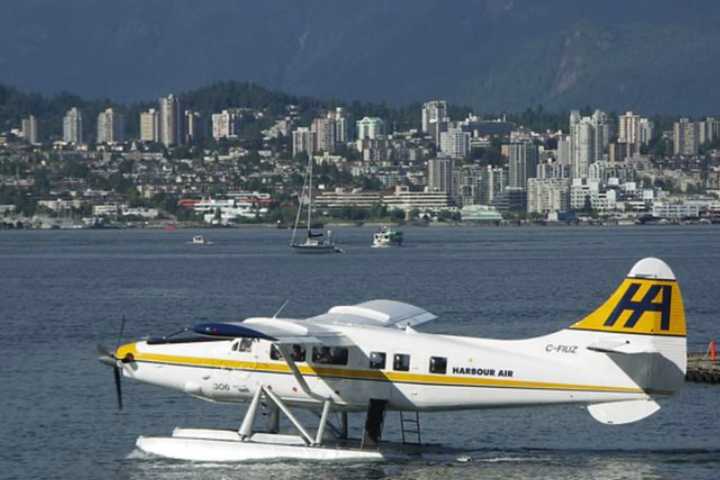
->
[570,178,617,213]
[527,178,570,214]
[329,107,351,143]
[185,110,202,144]
[63,108,83,144]
[315,186,451,213]
[311,117,336,153]
[569,110,609,178]
[422,100,449,144]
[140,109,159,142]
[439,127,470,159]
[212,110,240,140]
[651,203,700,219]
[356,117,385,140]
[96,108,125,144]
[673,118,700,156]
[159,94,183,146]
[21,115,38,145]
[292,127,314,157]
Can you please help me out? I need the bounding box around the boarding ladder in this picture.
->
[399,411,422,445]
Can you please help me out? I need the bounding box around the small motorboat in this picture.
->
[190,235,213,245]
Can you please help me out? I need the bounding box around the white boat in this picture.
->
[290,156,342,254]
[372,226,403,248]
[191,235,213,245]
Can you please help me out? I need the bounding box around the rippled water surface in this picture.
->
[1,226,718,480]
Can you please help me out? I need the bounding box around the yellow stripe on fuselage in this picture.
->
[117,343,647,395]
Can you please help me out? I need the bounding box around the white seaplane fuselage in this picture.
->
[118,321,683,412]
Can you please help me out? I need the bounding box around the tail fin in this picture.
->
[569,257,686,340]
[569,258,687,424]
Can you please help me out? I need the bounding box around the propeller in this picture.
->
[97,315,130,410]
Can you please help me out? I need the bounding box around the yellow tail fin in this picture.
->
[570,258,686,337]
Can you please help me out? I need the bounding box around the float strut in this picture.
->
[263,387,315,446]
[340,411,348,439]
[314,399,332,445]
[239,385,263,440]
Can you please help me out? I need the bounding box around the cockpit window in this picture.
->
[232,338,253,352]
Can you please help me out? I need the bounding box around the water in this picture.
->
[1,226,718,480]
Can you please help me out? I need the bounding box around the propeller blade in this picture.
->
[113,365,124,411]
[117,315,127,347]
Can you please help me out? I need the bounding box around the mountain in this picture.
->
[1,0,719,114]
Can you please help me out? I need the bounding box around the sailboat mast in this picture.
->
[307,155,313,234]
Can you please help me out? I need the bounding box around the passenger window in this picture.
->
[270,344,306,362]
[289,344,306,362]
[369,352,386,370]
[312,346,349,365]
[429,356,447,374]
[393,353,410,371]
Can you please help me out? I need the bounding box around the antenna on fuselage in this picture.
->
[272,299,290,319]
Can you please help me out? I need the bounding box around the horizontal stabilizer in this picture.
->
[587,399,661,425]
[587,340,656,355]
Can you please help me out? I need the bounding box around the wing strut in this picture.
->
[276,344,328,402]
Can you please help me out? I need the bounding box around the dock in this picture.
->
[686,353,720,384]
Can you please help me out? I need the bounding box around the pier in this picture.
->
[686,353,720,384]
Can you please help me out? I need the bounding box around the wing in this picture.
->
[192,300,436,344]
[307,299,437,329]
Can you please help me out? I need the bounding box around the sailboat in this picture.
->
[290,155,343,254]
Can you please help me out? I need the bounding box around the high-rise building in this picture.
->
[329,107,351,143]
[212,110,240,140]
[619,111,654,148]
[705,117,719,143]
[185,111,203,144]
[557,134,571,166]
[638,118,655,146]
[527,178,570,214]
[427,157,455,200]
[159,94,183,147]
[96,108,125,144]
[508,141,539,189]
[140,109,159,142]
[569,110,608,178]
[311,117,336,153]
[356,117,385,140]
[63,108,83,144]
[455,165,484,207]
[439,127,470,159]
[292,127,314,157]
[475,165,507,205]
[618,111,640,145]
[21,115,38,144]
[673,118,700,156]
[422,100,449,145]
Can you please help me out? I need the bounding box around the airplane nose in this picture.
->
[115,342,137,363]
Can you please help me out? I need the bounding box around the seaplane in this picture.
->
[98,257,687,462]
